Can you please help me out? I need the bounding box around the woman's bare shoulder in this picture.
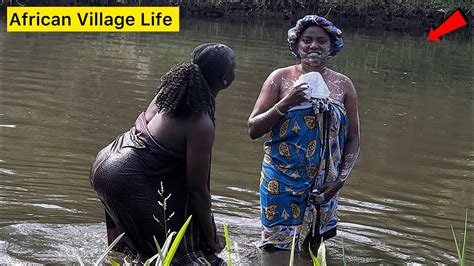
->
[328,68,352,83]
[271,65,298,77]
[328,68,356,92]
[264,65,299,86]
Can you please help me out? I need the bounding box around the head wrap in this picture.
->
[287,15,344,58]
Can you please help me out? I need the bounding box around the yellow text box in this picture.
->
[7,7,180,32]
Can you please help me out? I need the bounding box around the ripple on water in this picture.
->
[0,223,106,264]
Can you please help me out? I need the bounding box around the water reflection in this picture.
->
[0,18,472,264]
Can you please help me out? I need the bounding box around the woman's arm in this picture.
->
[338,78,360,182]
[248,69,307,140]
[320,78,360,200]
[185,115,223,252]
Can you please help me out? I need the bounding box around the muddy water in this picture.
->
[0,19,472,264]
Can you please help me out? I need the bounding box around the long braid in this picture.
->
[154,63,215,120]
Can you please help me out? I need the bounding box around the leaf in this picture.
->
[76,255,85,266]
[163,215,192,266]
[94,232,125,266]
[308,244,320,266]
[317,240,327,266]
[145,253,162,266]
[289,230,296,266]
[161,232,177,260]
[461,209,468,266]
[153,235,165,266]
[341,236,347,266]
[451,224,462,262]
[110,259,121,266]
[224,223,233,266]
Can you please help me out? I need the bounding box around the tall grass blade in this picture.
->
[342,236,347,266]
[317,241,327,266]
[76,255,85,266]
[152,235,165,265]
[308,244,320,266]
[160,232,177,263]
[451,224,462,262]
[145,253,162,266]
[94,232,125,266]
[224,223,233,266]
[289,230,297,266]
[110,259,121,266]
[461,209,468,266]
[163,215,192,266]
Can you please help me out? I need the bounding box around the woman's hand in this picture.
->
[248,69,308,140]
[319,179,344,203]
[278,83,309,112]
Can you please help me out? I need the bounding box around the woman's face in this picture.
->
[297,26,332,67]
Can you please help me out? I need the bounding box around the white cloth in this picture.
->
[288,72,331,112]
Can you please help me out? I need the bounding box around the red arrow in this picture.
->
[428,9,468,41]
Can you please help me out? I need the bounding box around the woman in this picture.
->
[90,43,236,264]
[248,15,360,252]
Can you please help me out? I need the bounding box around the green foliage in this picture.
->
[317,241,327,266]
[307,241,327,266]
[451,209,469,266]
[289,231,296,266]
[224,223,233,266]
[308,244,320,266]
[94,232,125,266]
[163,215,192,266]
[110,259,121,266]
[341,236,347,266]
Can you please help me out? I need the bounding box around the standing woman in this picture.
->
[90,43,235,264]
[248,15,360,252]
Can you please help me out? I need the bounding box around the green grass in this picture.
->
[224,223,233,266]
[308,241,327,266]
[451,209,469,266]
[84,210,470,265]
[341,235,347,266]
[162,215,192,266]
[289,230,297,266]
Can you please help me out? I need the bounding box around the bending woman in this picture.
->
[90,43,235,264]
[248,15,360,252]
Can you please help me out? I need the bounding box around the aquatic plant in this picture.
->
[163,215,193,265]
[154,181,175,236]
[76,216,192,265]
[308,241,327,266]
[289,230,297,266]
[341,235,347,266]
[224,223,233,266]
[76,232,125,266]
[451,209,468,266]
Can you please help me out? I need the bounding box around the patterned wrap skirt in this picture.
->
[258,101,348,251]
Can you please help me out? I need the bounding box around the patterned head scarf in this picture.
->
[288,15,344,58]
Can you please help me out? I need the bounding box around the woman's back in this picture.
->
[144,95,189,155]
[90,44,236,264]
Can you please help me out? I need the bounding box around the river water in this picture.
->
[0,18,472,264]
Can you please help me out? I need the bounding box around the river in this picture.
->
[0,18,472,264]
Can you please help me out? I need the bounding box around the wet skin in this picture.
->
[140,49,236,253]
[248,25,360,203]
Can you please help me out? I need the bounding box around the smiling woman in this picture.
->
[248,14,360,256]
[9,12,71,26]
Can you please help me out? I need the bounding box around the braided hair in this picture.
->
[154,43,234,122]
[154,63,215,121]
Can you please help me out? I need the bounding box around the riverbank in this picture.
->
[0,1,472,34]
[182,2,472,31]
